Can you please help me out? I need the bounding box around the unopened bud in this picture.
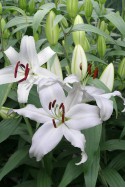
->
[118,58,125,80]
[47,55,63,80]
[66,0,78,18]
[1,18,6,32]
[99,0,106,4]
[84,0,93,20]
[28,0,35,15]
[71,44,87,80]
[83,36,90,52]
[18,0,27,10]
[100,21,107,32]
[45,10,60,45]
[100,63,114,91]
[0,3,2,15]
[97,36,106,58]
[72,15,86,46]
[34,32,39,41]
[61,17,68,28]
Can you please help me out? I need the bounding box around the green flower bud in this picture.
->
[3,29,10,39]
[28,0,35,15]
[45,10,60,45]
[82,36,90,52]
[61,17,68,28]
[66,0,78,18]
[118,58,125,80]
[100,63,114,91]
[84,0,93,20]
[71,44,88,80]
[99,0,106,4]
[18,0,27,10]
[0,2,2,15]
[1,18,6,32]
[47,55,63,80]
[72,15,86,46]
[0,107,16,119]
[100,20,107,32]
[97,36,106,58]
[34,32,39,41]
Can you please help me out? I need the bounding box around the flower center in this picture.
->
[14,61,30,83]
[48,100,66,128]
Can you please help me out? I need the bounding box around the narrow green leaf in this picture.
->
[86,53,106,64]
[12,23,32,34]
[5,16,32,29]
[0,84,12,108]
[108,152,125,170]
[33,9,49,34]
[105,12,125,36]
[72,24,115,43]
[106,50,125,57]
[101,168,125,187]
[54,14,64,27]
[59,159,83,187]
[37,169,52,187]
[0,147,29,181]
[39,3,55,10]
[84,149,100,187]
[3,6,26,16]
[0,118,21,143]
[101,139,125,151]
[83,125,102,171]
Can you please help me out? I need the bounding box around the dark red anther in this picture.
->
[49,102,52,110]
[93,67,98,79]
[52,119,57,128]
[62,113,65,123]
[62,104,65,114]
[59,103,63,109]
[20,64,25,69]
[87,64,92,75]
[18,64,30,83]
[14,61,20,78]
[80,63,82,71]
[52,100,56,108]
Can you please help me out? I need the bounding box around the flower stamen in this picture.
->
[52,119,57,128]
[52,100,56,108]
[14,61,20,78]
[93,67,98,79]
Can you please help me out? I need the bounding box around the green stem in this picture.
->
[60,23,71,74]
[122,0,125,20]
[19,104,33,137]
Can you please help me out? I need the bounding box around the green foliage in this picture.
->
[0,0,125,187]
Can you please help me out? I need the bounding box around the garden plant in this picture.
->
[0,0,125,187]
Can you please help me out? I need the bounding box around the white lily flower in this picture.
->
[82,85,125,121]
[63,74,125,121]
[13,83,102,165]
[100,63,114,91]
[1,35,56,103]
[71,45,87,80]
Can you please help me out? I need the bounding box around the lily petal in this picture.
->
[94,96,113,121]
[63,125,87,165]
[38,46,55,66]
[13,104,51,123]
[0,66,23,84]
[66,104,102,130]
[65,83,83,112]
[38,82,65,113]
[64,74,80,84]
[4,47,19,65]
[17,80,33,103]
[29,122,63,161]
[20,36,39,72]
